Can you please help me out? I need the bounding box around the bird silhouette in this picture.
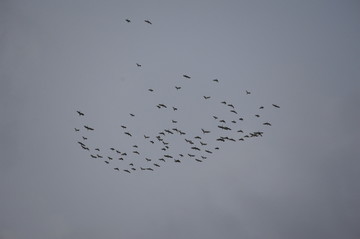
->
[136,63,142,67]
[246,90,251,95]
[75,128,80,132]
[125,19,131,23]
[175,86,181,90]
[272,104,280,108]
[213,79,219,82]
[183,74,191,79]
[203,96,211,99]
[144,20,152,24]
[76,111,84,116]
[84,126,94,131]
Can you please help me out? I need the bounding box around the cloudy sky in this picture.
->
[1,0,359,238]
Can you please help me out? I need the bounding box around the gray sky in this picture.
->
[1,0,359,238]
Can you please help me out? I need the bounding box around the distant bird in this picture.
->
[205,150,213,154]
[230,110,238,114]
[183,74,191,79]
[150,140,154,144]
[172,120,178,123]
[144,135,150,139]
[82,136,87,140]
[125,19,131,23]
[110,148,115,151]
[195,159,202,162]
[172,107,178,111]
[272,104,280,108]
[203,96,211,99]
[144,20,152,25]
[201,129,210,134]
[125,132,132,137]
[108,157,113,160]
[90,155,97,158]
[158,104,167,108]
[191,147,201,151]
[255,114,260,118]
[76,111,84,116]
[84,125,94,131]
[159,158,165,162]
[239,118,244,121]
[116,150,121,154]
[174,159,181,163]
[118,157,124,160]
[194,136,201,139]
[219,120,226,123]
[124,169,131,173]
[259,106,264,109]
[75,128,80,132]
[133,145,138,148]
[201,156,207,159]
[179,154,184,157]
[131,168,136,171]
[145,158,152,161]
[221,101,227,104]
[188,154,195,157]
[154,163,160,167]
[263,122,272,126]
[214,147,219,150]
[146,168,154,171]
[95,148,100,151]
[175,86,181,90]
[121,152,127,156]
[148,89,153,92]
[227,104,234,108]
[231,120,237,123]
[97,154,103,158]
[213,79,219,82]
[114,168,119,171]
[237,130,243,133]
[200,141,207,146]
[213,116,218,119]
[246,90,251,95]
[129,163,134,166]
[239,138,244,141]
[164,154,173,158]
[133,151,140,155]
[121,125,127,129]
[105,161,109,164]
[136,63,142,67]
[129,113,135,117]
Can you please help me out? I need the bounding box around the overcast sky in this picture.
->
[1,0,359,238]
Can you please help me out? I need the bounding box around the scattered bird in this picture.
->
[75,128,80,132]
[114,168,119,171]
[130,113,135,117]
[272,104,280,108]
[144,20,152,25]
[259,106,264,109]
[201,129,210,134]
[148,89,153,92]
[82,136,87,140]
[203,96,211,99]
[136,63,142,67]
[125,19,131,23]
[76,111,84,116]
[124,169,131,173]
[263,122,272,126]
[125,132,132,137]
[213,79,219,82]
[84,126,94,131]
[175,86,181,90]
[183,74,191,79]
[246,90,251,95]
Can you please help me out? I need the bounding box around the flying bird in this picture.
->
[129,113,135,117]
[136,63,142,67]
[144,20,152,24]
[246,90,251,95]
[74,128,80,132]
[213,79,219,82]
[175,86,181,90]
[76,111,84,116]
[203,96,211,99]
[82,136,87,140]
[182,74,191,79]
[148,89,154,92]
[195,159,202,162]
[121,125,127,129]
[172,107,178,111]
[201,129,210,134]
[124,169,131,173]
[263,122,272,126]
[259,106,264,109]
[84,126,94,131]
[114,168,120,171]
[125,19,131,23]
[272,104,280,108]
[125,132,132,137]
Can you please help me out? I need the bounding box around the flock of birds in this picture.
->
[74,18,280,174]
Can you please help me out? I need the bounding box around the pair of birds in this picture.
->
[126,19,152,25]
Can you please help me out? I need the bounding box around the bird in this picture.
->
[146,168,154,171]
[230,110,238,114]
[145,158,152,161]
[125,132,132,137]
[114,168,120,171]
[172,107,178,111]
[95,148,100,151]
[110,148,115,151]
[255,114,260,117]
[214,147,219,150]
[188,154,195,157]
[136,63,142,67]
[164,154,173,158]
[158,104,167,108]
[124,169,131,173]
[272,104,280,108]
[125,19,131,23]
[133,145,138,148]
[133,151,140,155]
[219,119,226,123]
[205,150,213,154]
[231,120,237,123]
[129,113,135,117]
[200,141,207,146]
[82,136,87,140]
[159,158,165,162]
[144,135,149,139]
[154,163,160,167]
[237,130,244,133]
[213,116,218,119]
[90,155,97,158]
[203,96,211,99]
[121,153,127,156]
[174,159,181,163]
[144,20,152,24]
[183,74,191,79]
[84,125,94,131]
[263,122,272,126]
[97,154,103,158]
[191,147,201,151]
[74,128,80,132]
[195,159,202,162]
[76,111,84,116]
[213,79,219,82]
[108,157,113,160]
[148,89,153,92]
[172,120,178,123]
[227,104,234,108]
[239,118,244,121]
[201,129,210,134]
[259,106,264,109]
[246,90,251,95]
[221,101,227,104]
[121,125,127,129]
[105,161,109,164]
[175,86,181,90]
[194,136,201,139]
